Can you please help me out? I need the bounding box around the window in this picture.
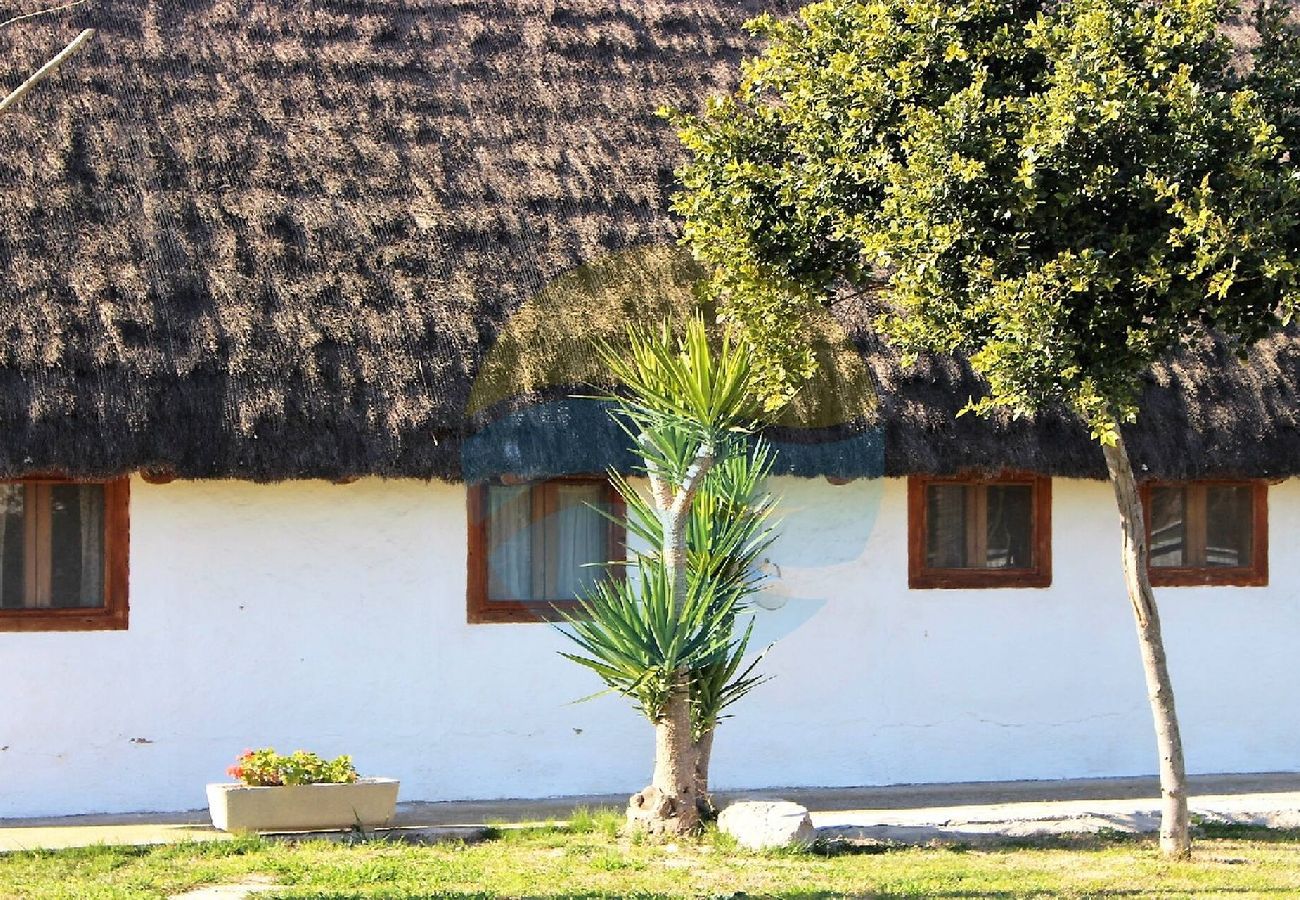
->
[1142,481,1267,586]
[467,478,624,623]
[908,474,1052,589]
[0,478,130,631]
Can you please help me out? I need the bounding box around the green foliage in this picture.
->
[688,617,768,739]
[567,806,625,839]
[678,443,778,738]
[226,748,359,787]
[674,0,1300,436]
[619,439,778,738]
[558,320,779,726]
[558,548,751,720]
[17,823,1300,898]
[600,317,763,486]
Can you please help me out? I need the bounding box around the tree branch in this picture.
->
[0,0,89,31]
[638,432,673,512]
[0,27,96,115]
[669,445,714,521]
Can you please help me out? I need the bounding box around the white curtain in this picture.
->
[487,484,532,601]
[551,483,606,600]
[77,485,104,607]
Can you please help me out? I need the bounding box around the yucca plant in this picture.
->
[557,318,781,836]
[679,442,776,814]
[601,436,777,816]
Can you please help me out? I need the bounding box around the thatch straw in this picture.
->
[0,1,1294,482]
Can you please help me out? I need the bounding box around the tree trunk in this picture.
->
[628,677,700,835]
[694,727,716,818]
[1102,431,1191,859]
[627,443,713,837]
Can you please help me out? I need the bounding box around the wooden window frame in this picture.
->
[1140,480,1268,587]
[467,476,625,624]
[908,473,1052,590]
[0,476,130,632]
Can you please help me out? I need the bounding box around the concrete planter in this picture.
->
[207,778,399,833]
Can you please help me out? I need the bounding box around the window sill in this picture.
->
[468,602,586,625]
[909,569,1052,590]
[1149,568,1268,588]
[0,607,129,632]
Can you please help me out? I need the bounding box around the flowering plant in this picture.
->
[226,747,359,786]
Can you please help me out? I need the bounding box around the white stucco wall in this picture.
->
[1,474,1297,818]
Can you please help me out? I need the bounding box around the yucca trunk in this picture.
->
[629,674,700,835]
[1102,430,1191,859]
[627,446,713,836]
[693,727,716,818]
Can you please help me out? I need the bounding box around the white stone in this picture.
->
[718,801,816,850]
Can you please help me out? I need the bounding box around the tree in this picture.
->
[673,0,1300,857]
[558,319,778,835]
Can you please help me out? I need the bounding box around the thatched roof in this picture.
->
[840,299,1300,481]
[0,0,1296,483]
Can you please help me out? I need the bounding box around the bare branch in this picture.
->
[0,27,95,114]
[0,0,88,31]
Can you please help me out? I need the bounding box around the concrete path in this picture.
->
[1,772,1298,853]
[810,785,1300,845]
[168,879,279,899]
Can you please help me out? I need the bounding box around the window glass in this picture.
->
[925,484,967,568]
[986,484,1033,568]
[924,482,1034,569]
[0,485,25,608]
[485,481,611,603]
[486,483,532,602]
[1204,484,1253,568]
[1149,486,1187,568]
[1148,483,1257,572]
[549,482,607,600]
[0,483,107,610]
[50,484,105,608]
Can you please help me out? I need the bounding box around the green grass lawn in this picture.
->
[3,817,1300,899]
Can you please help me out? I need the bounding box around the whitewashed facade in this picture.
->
[1,475,1297,818]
